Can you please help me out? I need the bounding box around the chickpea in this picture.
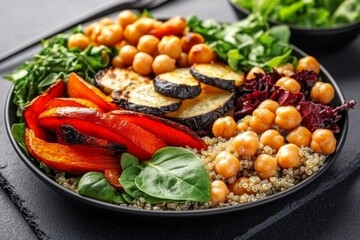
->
[158,36,182,59]
[210,180,229,206]
[134,17,159,34]
[181,32,205,53]
[311,129,337,154]
[286,126,312,147]
[260,129,285,151]
[228,177,254,195]
[132,52,153,76]
[254,154,278,179]
[296,56,320,74]
[111,55,126,68]
[275,77,301,94]
[310,82,335,104]
[67,33,90,50]
[119,45,138,66]
[257,99,280,113]
[97,24,123,46]
[214,151,241,178]
[84,22,99,38]
[188,43,216,65]
[246,67,265,80]
[137,35,159,55]
[177,52,190,68]
[212,116,237,139]
[276,143,301,169]
[232,131,259,157]
[250,108,275,133]
[89,23,103,43]
[98,17,114,26]
[162,16,187,35]
[124,24,143,45]
[275,106,302,130]
[117,10,138,29]
[152,54,176,75]
[276,63,295,77]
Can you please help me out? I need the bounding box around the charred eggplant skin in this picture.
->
[190,63,243,91]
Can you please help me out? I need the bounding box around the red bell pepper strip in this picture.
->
[44,97,104,112]
[104,169,122,190]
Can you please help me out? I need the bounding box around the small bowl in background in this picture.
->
[228,0,360,53]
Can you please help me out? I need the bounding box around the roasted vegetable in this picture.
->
[166,86,236,130]
[95,67,149,94]
[67,72,119,112]
[44,97,104,112]
[112,79,181,115]
[190,63,244,91]
[56,125,126,155]
[109,110,207,150]
[23,79,67,140]
[153,68,201,99]
[25,128,120,175]
[38,107,166,160]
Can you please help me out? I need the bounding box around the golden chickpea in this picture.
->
[296,56,320,74]
[214,151,241,178]
[246,67,265,80]
[311,129,337,154]
[67,33,90,50]
[250,108,275,133]
[310,82,335,104]
[257,99,280,113]
[275,77,301,94]
[177,52,190,68]
[119,45,138,66]
[124,24,143,45]
[254,154,278,179]
[152,54,176,75]
[111,55,126,68]
[84,22,99,38]
[260,129,285,151]
[158,36,182,59]
[276,63,295,77]
[275,106,302,130]
[117,10,138,29]
[286,126,312,147]
[212,116,237,139]
[188,43,216,65]
[132,52,153,76]
[181,32,205,53]
[162,16,187,34]
[228,177,254,195]
[97,24,123,46]
[134,17,159,34]
[98,17,114,26]
[137,35,159,55]
[89,23,103,43]
[232,131,259,157]
[210,180,229,206]
[276,143,301,169]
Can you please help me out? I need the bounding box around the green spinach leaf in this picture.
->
[11,123,27,154]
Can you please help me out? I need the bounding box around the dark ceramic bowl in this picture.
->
[228,0,360,53]
[5,45,348,219]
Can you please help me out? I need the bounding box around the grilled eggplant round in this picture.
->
[112,79,182,115]
[190,63,244,91]
[153,68,201,100]
[166,86,236,130]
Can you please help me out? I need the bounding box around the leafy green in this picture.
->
[187,14,293,72]
[232,0,360,27]
[11,123,27,154]
[5,33,113,119]
[120,147,211,203]
[77,172,125,204]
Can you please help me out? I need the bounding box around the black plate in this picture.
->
[227,0,360,53]
[4,45,348,218]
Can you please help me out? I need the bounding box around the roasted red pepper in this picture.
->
[23,79,67,140]
[44,97,104,112]
[67,72,119,112]
[25,128,120,175]
[104,169,122,190]
[109,110,208,150]
[38,107,166,160]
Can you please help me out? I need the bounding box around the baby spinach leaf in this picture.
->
[135,147,211,202]
[120,153,140,170]
[11,123,27,154]
[78,172,125,204]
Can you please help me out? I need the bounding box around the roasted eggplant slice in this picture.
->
[190,63,244,91]
[165,87,236,130]
[95,67,148,94]
[112,79,182,115]
[154,68,201,99]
